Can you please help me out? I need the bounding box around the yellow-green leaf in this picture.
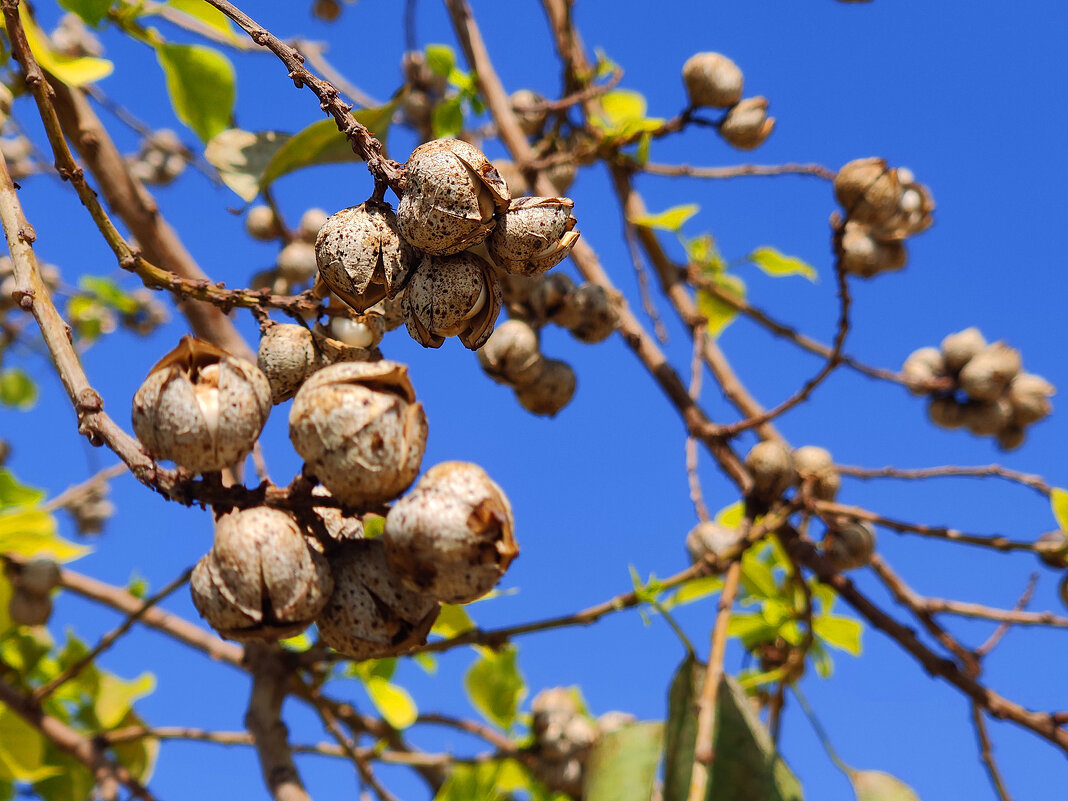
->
[109,711,158,783]
[464,646,525,730]
[279,631,313,652]
[847,769,922,801]
[584,721,664,801]
[0,509,89,562]
[204,129,288,202]
[1051,487,1068,532]
[57,0,112,27]
[432,603,475,639]
[715,501,745,529]
[156,43,236,143]
[598,89,647,126]
[749,247,817,282]
[0,369,37,410]
[161,0,239,42]
[630,204,699,233]
[94,671,155,729]
[697,273,745,339]
[364,676,417,729]
[0,470,44,511]
[671,575,724,606]
[16,7,113,86]
[813,615,863,655]
[726,612,779,648]
[425,44,456,77]
[0,706,58,782]
[362,514,385,539]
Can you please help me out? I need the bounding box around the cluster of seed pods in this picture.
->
[682,52,775,150]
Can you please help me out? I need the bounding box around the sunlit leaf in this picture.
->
[465,646,525,730]
[432,603,475,639]
[598,89,646,126]
[696,273,745,339]
[714,501,745,529]
[156,43,235,143]
[425,44,456,77]
[363,514,385,539]
[738,666,787,690]
[432,95,465,139]
[0,470,44,511]
[1051,487,1068,532]
[16,7,113,85]
[725,612,778,649]
[279,631,313,652]
[79,276,139,314]
[412,652,438,674]
[748,247,817,282]
[94,671,155,729]
[110,711,158,783]
[813,614,863,656]
[364,676,417,729]
[0,706,58,781]
[204,129,288,202]
[670,575,724,606]
[847,769,922,801]
[584,721,663,801]
[630,204,699,233]
[57,0,112,27]
[688,234,726,275]
[0,369,37,410]
[740,549,778,599]
[161,0,238,42]
[0,509,89,562]
[31,748,92,801]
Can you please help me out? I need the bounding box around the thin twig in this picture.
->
[43,462,127,513]
[686,334,708,521]
[975,574,1038,658]
[640,161,835,181]
[972,704,1015,801]
[837,463,1051,497]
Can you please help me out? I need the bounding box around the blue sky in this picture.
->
[4,0,1068,798]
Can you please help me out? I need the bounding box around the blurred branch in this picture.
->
[291,40,381,109]
[972,704,1014,801]
[640,161,835,180]
[837,463,1051,497]
[42,462,127,513]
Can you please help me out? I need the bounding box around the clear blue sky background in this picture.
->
[4,1,1068,798]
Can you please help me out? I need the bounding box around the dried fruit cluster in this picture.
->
[126,130,186,186]
[902,328,1054,450]
[6,558,60,627]
[745,441,842,504]
[248,207,328,294]
[682,52,775,150]
[834,158,934,277]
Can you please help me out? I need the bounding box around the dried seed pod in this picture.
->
[1007,373,1054,425]
[511,89,547,137]
[316,203,416,313]
[940,327,986,374]
[1060,575,1068,610]
[367,295,406,332]
[311,320,381,366]
[9,591,51,626]
[316,538,440,660]
[257,324,319,404]
[822,521,875,570]
[328,315,384,350]
[297,208,329,243]
[834,158,903,226]
[190,507,333,641]
[486,197,580,277]
[132,337,272,474]
[311,487,365,544]
[927,396,965,430]
[685,521,742,564]
[15,558,61,598]
[313,0,341,21]
[531,687,598,762]
[246,205,281,241]
[402,88,434,133]
[792,446,840,501]
[839,222,907,277]
[385,461,517,604]
[403,251,503,350]
[529,272,576,323]
[554,284,617,343]
[546,161,577,195]
[515,359,576,417]
[290,361,427,507]
[478,319,545,387]
[397,138,511,255]
[1035,530,1068,569]
[958,343,1022,401]
[745,440,796,500]
[719,96,774,150]
[277,241,318,284]
[901,347,945,395]
[682,52,744,108]
[996,425,1026,451]
[402,50,448,95]
[961,397,1013,436]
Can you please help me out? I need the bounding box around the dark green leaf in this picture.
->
[663,654,700,801]
[847,770,921,801]
[464,645,525,730]
[0,470,44,511]
[748,247,817,282]
[432,96,465,138]
[0,369,36,410]
[583,721,663,801]
[425,44,456,77]
[156,43,236,143]
[57,0,112,26]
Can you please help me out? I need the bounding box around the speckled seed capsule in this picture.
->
[1007,373,1054,425]
[367,295,406,332]
[326,314,385,350]
[958,343,1022,401]
[745,440,796,500]
[529,687,598,798]
[132,337,272,474]
[553,284,617,343]
[289,361,428,507]
[515,358,576,417]
[719,97,774,150]
[839,221,907,277]
[396,138,511,255]
[190,507,333,641]
[486,197,580,277]
[685,521,743,564]
[315,203,415,313]
[822,521,875,571]
[834,158,903,226]
[927,396,965,430]
[478,319,545,387]
[316,538,440,660]
[257,324,319,404]
[1035,530,1068,569]
[901,347,945,395]
[682,52,743,108]
[940,327,986,374]
[529,272,576,323]
[384,461,518,604]
[791,445,840,501]
[277,241,318,284]
[403,251,503,350]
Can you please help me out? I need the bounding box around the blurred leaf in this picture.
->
[0,706,58,781]
[364,676,417,729]
[57,0,112,26]
[0,470,44,510]
[161,0,238,41]
[847,769,921,801]
[636,131,652,165]
[696,273,745,339]
[670,575,724,606]
[465,645,525,730]
[94,671,154,729]
[432,95,465,139]
[0,509,89,562]
[738,666,787,690]
[156,43,235,143]
[425,44,455,77]
[1051,487,1068,532]
[809,640,833,678]
[725,612,779,649]
[748,247,817,282]
[78,276,138,314]
[362,514,385,539]
[204,129,287,202]
[630,204,699,233]
[663,654,699,801]
[0,575,11,634]
[599,89,646,125]
[813,615,863,656]
[714,501,745,529]
[432,603,475,639]
[0,369,36,410]
[688,234,726,274]
[125,573,149,600]
[16,6,112,85]
[31,749,92,801]
[351,657,396,682]
[412,652,438,674]
[583,721,663,801]
[279,631,313,652]
[109,711,158,783]
[740,549,778,599]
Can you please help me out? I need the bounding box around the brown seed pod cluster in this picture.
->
[0,135,38,181]
[682,52,775,150]
[126,129,186,186]
[7,558,61,627]
[743,441,841,503]
[400,51,449,139]
[821,520,876,571]
[834,159,934,277]
[246,207,330,293]
[526,688,601,799]
[902,328,1053,450]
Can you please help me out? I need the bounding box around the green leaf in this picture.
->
[847,770,921,801]
[156,43,236,143]
[31,749,92,801]
[597,89,646,127]
[1051,487,1068,532]
[670,575,724,606]
[0,706,58,781]
[583,721,663,801]
[434,760,526,801]
[725,612,779,649]
[630,204,699,233]
[364,676,417,729]
[78,276,139,314]
[812,614,863,656]
[0,470,45,511]
[16,7,113,85]
[696,273,745,339]
[432,96,465,139]
[425,44,456,77]
[57,0,113,27]
[362,514,385,539]
[737,666,787,690]
[279,631,313,652]
[663,654,700,801]
[161,0,238,42]
[109,711,158,783]
[204,129,288,202]
[636,131,652,165]
[688,234,726,275]
[0,369,37,410]
[94,671,154,729]
[714,502,745,529]
[432,603,475,639]
[464,646,525,730]
[748,247,817,282]
[0,509,89,562]
[740,549,778,599]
